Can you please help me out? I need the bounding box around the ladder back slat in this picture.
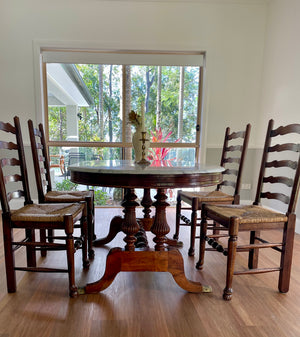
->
[0,140,18,150]
[223,157,240,164]
[220,180,236,188]
[0,121,16,133]
[4,174,22,184]
[266,160,298,170]
[271,124,300,137]
[269,143,300,153]
[225,145,243,152]
[223,168,238,176]
[1,158,20,167]
[7,190,25,202]
[260,191,290,204]
[263,176,294,187]
[228,130,245,140]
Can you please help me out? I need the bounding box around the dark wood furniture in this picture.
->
[28,119,95,258]
[0,116,89,297]
[69,160,224,294]
[196,119,300,300]
[174,124,251,256]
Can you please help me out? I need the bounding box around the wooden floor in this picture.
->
[0,207,300,337]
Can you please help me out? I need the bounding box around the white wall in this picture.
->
[2,0,299,228]
[0,0,266,147]
[259,0,300,231]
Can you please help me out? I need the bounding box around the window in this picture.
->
[41,49,206,205]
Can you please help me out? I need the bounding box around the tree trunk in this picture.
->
[124,66,132,159]
[178,66,185,140]
[98,65,104,140]
[156,66,162,129]
[108,65,113,143]
[145,67,155,114]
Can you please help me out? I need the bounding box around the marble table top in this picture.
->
[69,159,224,175]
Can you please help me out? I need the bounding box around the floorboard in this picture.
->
[0,207,299,337]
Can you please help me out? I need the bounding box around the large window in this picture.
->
[41,49,205,205]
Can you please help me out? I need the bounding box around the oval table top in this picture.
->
[69,159,224,189]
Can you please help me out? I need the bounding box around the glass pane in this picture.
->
[49,146,122,206]
[47,63,199,145]
[130,65,199,144]
[47,63,122,143]
[148,147,195,163]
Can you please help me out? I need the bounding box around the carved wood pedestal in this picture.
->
[69,160,224,294]
[80,188,211,294]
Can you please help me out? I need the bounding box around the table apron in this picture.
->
[70,171,222,188]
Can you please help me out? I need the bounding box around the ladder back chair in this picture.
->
[174,124,251,256]
[0,116,89,297]
[28,119,95,259]
[197,119,300,300]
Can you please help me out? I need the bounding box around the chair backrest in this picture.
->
[28,119,52,203]
[217,124,251,197]
[254,119,300,215]
[0,117,32,213]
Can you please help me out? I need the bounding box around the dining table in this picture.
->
[69,159,224,294]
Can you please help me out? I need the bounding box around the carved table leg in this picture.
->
[141,188,152,219]
[151,189,170,251]
[121,188,140,251]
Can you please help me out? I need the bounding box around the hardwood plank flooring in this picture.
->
[0,207,299,337]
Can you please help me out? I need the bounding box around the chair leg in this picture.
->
[86,196,95,259]
[2,220,17,293]
[48,229,54,243]
[25,228,37,268]
[223,218,239,301]
[40,229,47,257]
[173,192,182,240]
[278,215,295,293]
[196,216,207,270]
[81,203,90,269]
[65,215,78,298]
[248,230,260,269]
[212,221,220,236]
[188,208,197,256]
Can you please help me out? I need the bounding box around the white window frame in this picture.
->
[33,41,207,163]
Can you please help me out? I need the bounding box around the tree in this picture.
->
[178,66,185,140]
[156,66,162,129]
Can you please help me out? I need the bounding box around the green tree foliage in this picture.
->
[49,63,199,150]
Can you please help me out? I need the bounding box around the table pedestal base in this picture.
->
[93,216,183,248]
[78,247,212,294]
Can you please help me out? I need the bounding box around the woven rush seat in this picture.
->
[11,203,84,223]
[181,190,235,203]
[204,204,288,224]
[44,190,93,203]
